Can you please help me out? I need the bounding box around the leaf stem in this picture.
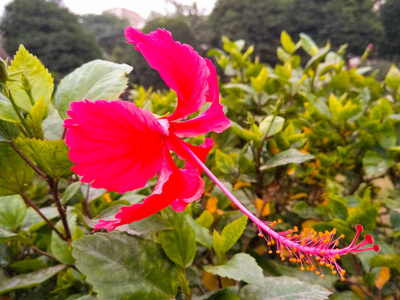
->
[21,194,67,241]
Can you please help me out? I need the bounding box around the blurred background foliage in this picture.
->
[0,0,400,299]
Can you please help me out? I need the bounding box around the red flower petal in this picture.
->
[64,100,166,193]
[170,60,231,137]
[94,147,185,232]
[125,27,210,121]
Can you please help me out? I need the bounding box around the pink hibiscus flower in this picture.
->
[64,28,230,232]
[64,28,378,279]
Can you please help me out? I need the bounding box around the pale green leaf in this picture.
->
[0,195,26,230]
[385,64,400,90]
[196,210,214,229]
[8,45,54,112]
[281,31,295,54]
[55,60,133,119]
[369,254,400,269]
[215,149,236,174]
[213,216,247,255]
[238,276,332,300]
[61,182,82,205]
[185,214,212,248]
[0,94,19,123]
[26,95,45,139]
[259,115,285,137]
[72,233,178,300]
[0,265,65,294]
[261,149,315,170]
[205,253,264,286]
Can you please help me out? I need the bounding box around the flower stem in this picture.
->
[179,141,373,258]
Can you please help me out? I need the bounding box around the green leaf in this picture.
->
[0,265,65,294]
[26,95,45,139]
[0,226,24,243]
[55,60,133,119]
[378,120,396,149]
[362,150,393,177]
[185,214,212,248]
[42,109,64,140]
[259,116,285,138]
[20,138,73,180]
[0,94,20,123]
[300,33,319,56]
[0,142,35,196]
[21,206,59,232]
[0,195,26,230]
[72,233,178,300]
[369,254,400,269]
[205,253,264,286]
[345,189,379,231]
[51,213,78,265]
[196,210,214,229]
[8,45,54,112]
[215,149,236,174]
[61,182,82,205]
[230,122,260,143]
[261,149,315,170]
[281,31,295,54]
[212,216,247,255]
[128,214,173,236]
[0,119,19,142]
[238,276,332,300]
[159,207,196,268]
[385,64,400,90]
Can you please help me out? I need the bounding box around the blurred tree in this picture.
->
[0,0,102,79]
[379,0,400,61]
[114,14,202,89]
[288,0,383,56]
[208,0,290,64]
[81,13,129,59]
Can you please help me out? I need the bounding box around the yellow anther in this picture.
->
[321,274,325,278]
[268,250,273,254]
[316,271,320,275]
[340,234,345,238]
[300,267,305,271]
[281,257,285,261]
[276,250,281,254]
[332,271,337,275]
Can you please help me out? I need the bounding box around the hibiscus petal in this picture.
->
[170,60,231,137]
[94,148,185,232]
[64,100,166,193]
[125,27,210,121]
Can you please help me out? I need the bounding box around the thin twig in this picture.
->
[31,245,57,260]
[49,179,72,242]
[82,184,92,218]
[21,194,67,241]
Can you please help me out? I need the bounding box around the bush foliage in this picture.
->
[0,32,399,299]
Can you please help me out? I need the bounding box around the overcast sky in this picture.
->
[0,0,217,18]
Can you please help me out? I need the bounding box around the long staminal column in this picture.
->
[180,141,379,279]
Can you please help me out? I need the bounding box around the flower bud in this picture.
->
[21,72,32,91]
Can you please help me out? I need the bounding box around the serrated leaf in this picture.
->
[261,149,315,170]
[185,214,212,248]
[259,115,285,138]
[8,45,54,112]
[0,195,26,230]
[385,64,400,90]
[215,149,236,174]
[159,207,196,268]
[0,94,19,123]
[238,276,332,300]
[0,119,19,142]
[205,253,264,286]
[369,254,400,269]
[55,60,133,119]
[19,138,73,180]
[212,216,247,255]
[0,141,35,196]
[72,233,178,300]
[26,95,45,139]
[0,265,65,294]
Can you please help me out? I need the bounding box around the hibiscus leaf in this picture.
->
[55,60,133,119]
[159,207,196,268]
[8,45,54,113]
[72,233,178,300]
[238,276,332,300]
[0,141,35,196]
